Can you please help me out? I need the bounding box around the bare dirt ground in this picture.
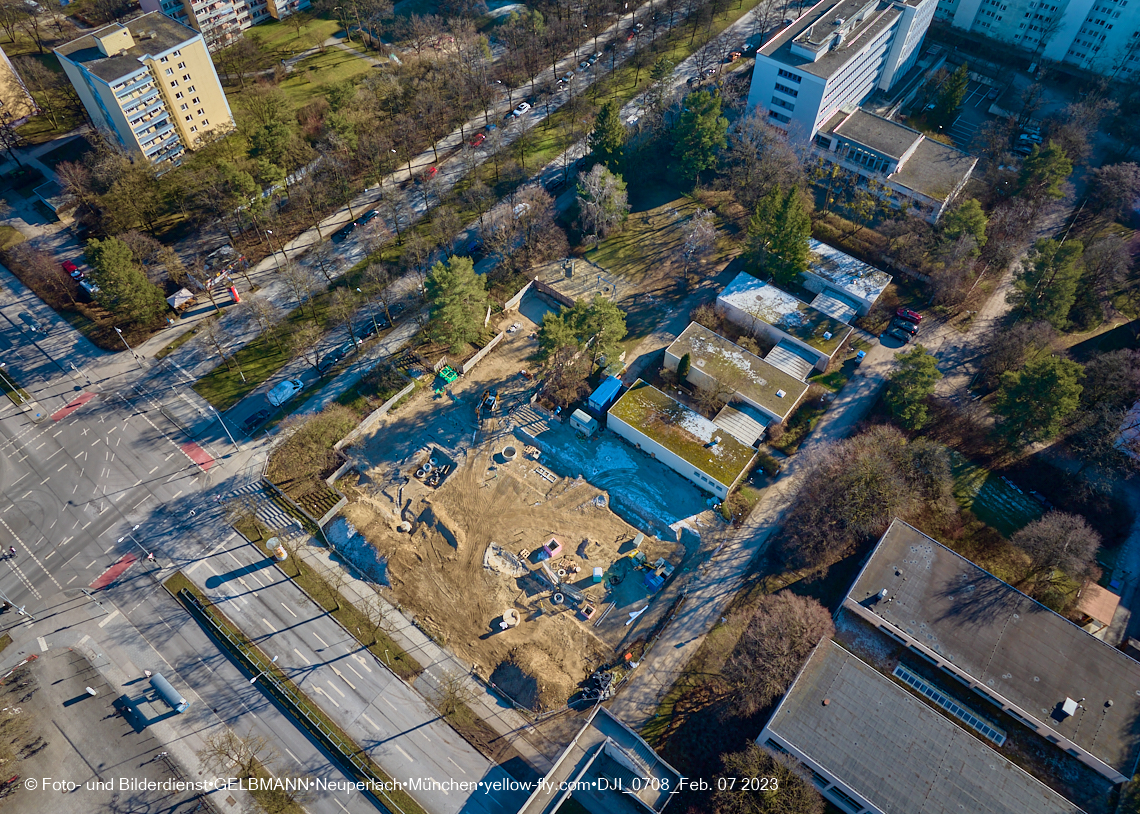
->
[344,307,685,710]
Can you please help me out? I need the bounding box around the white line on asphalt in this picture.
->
[72,483,79,494]
[281,603,297,618]
[383,697,398,711]
[11,473,25,485]
[172,489,183,498]
[85,560,97,569]
[57,464,67,472]
[331,667,356,691]
[20,491,30,500]
[39,477,49,485]
[66,575,76,584]
[334,798,350,814]
[283,748,300,765]
[36,637,48,651]
[346,663,364,681]
[104,545,114,554]
[312,632,329,648]
[448,756,466,774]
[361,713,380,731]
[325,680,346,699]
[293,648,311,665]
[352,654,372,673]
[60,536,71,546]
[46,448,62,461]
[262,618,277,633]
[98,610,120,628]
[315,687,340,708]
[148,465,159,474]
[419,731,430,743]
[44,552,54,561]
[393,744,413,762]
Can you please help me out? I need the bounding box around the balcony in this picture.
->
[114,74,153,99]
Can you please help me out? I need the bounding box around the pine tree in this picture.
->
[934,63,968,126]
[884,345,943,429]
[768,187,812,287]
[671,91,728,185]
[588,101,626,170]
[84,237,168,327]
[425,256,489,353]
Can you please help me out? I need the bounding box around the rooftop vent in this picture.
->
[776,389,787,398]
[877,588,888,601]
[823,331,833,340]
[1061,697,1083,718]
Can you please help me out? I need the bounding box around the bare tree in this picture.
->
[1011,511,1101,597]
[290,322,324,371]
[196,317,239,371]
[309,239,342,283]
[681,207,717,284]
[576,164,630,241]
[328,287,361,349]
[715,744,824,814]
[240,297,286,350]
[198,729,276,780]
[279,262,320,320]
[722,592,835,715]
[435,670,476,719]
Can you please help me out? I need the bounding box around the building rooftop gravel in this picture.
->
[808,239,893,304]
[831,108,923,160]
[766,640,1086,814]
[890,136,979,203]
[666,322,808,421]
[55,13,197,82]
[718,273,852,353]
[846,520,1140,779]
[608,380,756,487]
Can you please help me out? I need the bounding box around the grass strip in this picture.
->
[164,572,428,814]
[155,323,204,360]
[0,632,11,656]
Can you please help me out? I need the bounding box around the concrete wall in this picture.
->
[607,412,731,499]
[461,331,506,375]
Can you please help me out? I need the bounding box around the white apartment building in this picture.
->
[140,0,310,51]
[933,0,1140,79]
[55,13,235,172]
[747,0,938,140]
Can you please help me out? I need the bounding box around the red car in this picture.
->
[423,166,438,180]
[469,133,486,148]
[62,260,82,279]
[896,307,923,324]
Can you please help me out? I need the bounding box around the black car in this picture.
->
[464,237,484,256]
[332,223,355,242]
[355,209,380,225]
[318,350,345,374]
[356,320,380,339]
[337,341,357,358]
[390,302,406,316]
[544,175,567,195]
[241,409,271,434]
[885,326,913,344]
[892,318,918,336]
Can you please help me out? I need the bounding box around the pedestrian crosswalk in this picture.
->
[228,482,306,543]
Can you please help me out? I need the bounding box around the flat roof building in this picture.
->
[813,109,978,223]
[716,273,852,372]
[748,0,938,140]
[607,380,757,499]
[663,322,809,425]
[758,640,1087,814]
[803,239,892,315]
[843,519,1140,784]
[141,0,311,51]
[54,13,235,172]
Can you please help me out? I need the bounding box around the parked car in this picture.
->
[390,302,406,316]
[18,312,42,333]
[884,326,913,344]
[423,165,438,180]
[317,351,344,375]
[332,223,355,242]
[589,52,601,63]
[727,51,742,62]
[241,409,270,433]
[579,60,590,69]
[267,378,303,406]
[465,237,485,256]
[62,260,82,279]
[544,175,567,195]
[558,72,574,84]
[513,202,531,219]
[626,30,636,41]
[509,102,531,118]
[633,22,644,31]
[469,132,487,148]
[355,209,379,225]
[895,307,923,324]
[892,318,919,336]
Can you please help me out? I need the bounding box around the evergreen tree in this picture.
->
[884,345,943,429]
[425,256,489,353]
[671,90,728,185]
[933,63,969,126]
[677,352,691,379]
[537,295,627,366]
[940,198,987,249]
[1017,142,1073,201]
[588,101,626,170]
[83,237,168,327]
[746,185,811,287]
[1011,238,1084,328]
[993,355,1084,448]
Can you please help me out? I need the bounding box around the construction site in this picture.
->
[342,302,690,710]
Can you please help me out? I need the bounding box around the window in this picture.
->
[771,96,795,110]
[187,86,196,93]
[180,103,189,110]
[177,62,186,69]
[185,115,192,121]
[774,82,799,97]
[192,97,200,104]
[182,74,191,81]
[190,126,198,133]
[160,56,168,63]
[165,67,174,75]
[172,50,181,56]
[827,787,863,813]
[768,110,791,123]
[171,80,179,87]
[202,119,208,126]
[777,68,801,83]
[764,739,789,756]
[175,92,183,99]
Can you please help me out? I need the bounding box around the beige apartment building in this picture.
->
[0,46,36,126]
[54,12,234,172]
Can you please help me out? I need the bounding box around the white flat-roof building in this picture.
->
[804,239,893,315]
[748,0,938,141]
[934,0,1140,81]
[716,274,853,372]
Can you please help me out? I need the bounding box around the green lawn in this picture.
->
[587,194,710,282]
[949,450,1044,537]
[193,336,294,410]
[246,15,343,55]
[0,225,25,250]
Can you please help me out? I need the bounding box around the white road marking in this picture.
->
[361,713,380,731]
[46,448,62,461]
[383,697,398,711]
[331,667,356,691]
[148,465,160,474]
[44,551,54,561]
[346,663,364,681]
[98,610,120,628]
[36,637,48,651]
[262,617,277,633]
[56,464,67,472]
[39,477,49,485]
[293,648,311,666]
[448,756,466,774]
[283,748,300,765]
[351,653,373,673]
[326,680,346,699]
[85,560,97,569]
[66,575,77,584]
[281,603,297,618]
[312,632,329,648]
[394,744,413,762]
[314,687,340,708]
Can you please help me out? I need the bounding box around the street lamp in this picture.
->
[250,655,280,684]
[119,525,153,561]
[0,363,27,406]
[114,327,143,370]
[266,230,283,272]
[208,403,240,453]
